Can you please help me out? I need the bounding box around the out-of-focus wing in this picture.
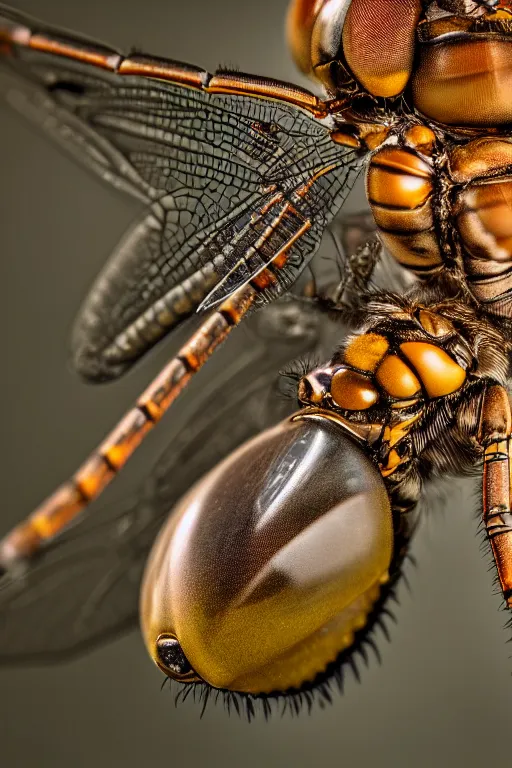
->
[0,293,335,664]
[0,4,365,382]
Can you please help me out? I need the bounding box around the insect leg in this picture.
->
[331,237,382,306]
[0,284,256,570]
[325,210,416,310]
[478,384,512,609]
[332,210,379,267]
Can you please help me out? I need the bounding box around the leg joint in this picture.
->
[478,384,512,446]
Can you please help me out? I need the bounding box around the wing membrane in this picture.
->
[0,294,331,663]
[0,4,365,381]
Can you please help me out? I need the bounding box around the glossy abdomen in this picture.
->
[366,144,442,275]
[451,138,512,315]
[140,417,393,694]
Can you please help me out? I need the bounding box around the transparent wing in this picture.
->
[0,4,365,382]
[0,293,334,664]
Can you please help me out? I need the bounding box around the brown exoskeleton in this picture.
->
[0,0,510,712]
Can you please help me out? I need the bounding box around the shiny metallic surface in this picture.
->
[330,367,380,410]
[309,0,352,88]
[140,416,392,694]
[456,180,512,261]
[286,0,324,74]
[400,342,467,398]
[367,145,443,272]
[311,0,351,60]
[376,355,421,399]
[412,39,512,126]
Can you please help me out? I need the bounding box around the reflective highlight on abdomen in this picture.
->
[140,415,393,695]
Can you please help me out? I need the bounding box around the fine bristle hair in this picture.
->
[475,500,512,655]
[159,564,410,720]
[278,355,324,404]
[215,64,241,74]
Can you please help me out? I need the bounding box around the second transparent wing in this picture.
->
[0,4,364,382]
[0,293,331,664]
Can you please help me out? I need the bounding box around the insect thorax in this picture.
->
[297,292,510,515]
[289,1,512,317]
[366,125,512,319]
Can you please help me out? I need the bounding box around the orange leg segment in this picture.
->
[479,385,512,608]
[0,6,369,142]
[0,283,256,569]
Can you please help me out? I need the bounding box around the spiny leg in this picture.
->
[478,384,512,609]
[0,284,256,570]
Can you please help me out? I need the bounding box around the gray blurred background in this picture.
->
[0,1,509,766]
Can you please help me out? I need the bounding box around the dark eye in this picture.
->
[140,414,393,698]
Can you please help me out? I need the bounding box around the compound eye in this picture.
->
[140,416,393,695]
[342,0,421,97]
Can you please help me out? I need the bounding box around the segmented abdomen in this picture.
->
[451,138,512,317]
[367,144,443,276]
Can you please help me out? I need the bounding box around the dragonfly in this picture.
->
[0,0,511,714]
